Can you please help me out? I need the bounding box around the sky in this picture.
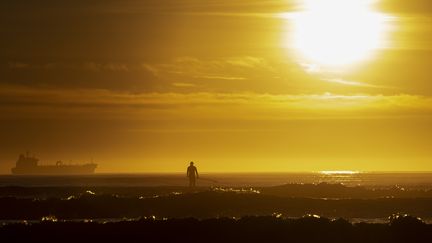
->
[1,0,432,173]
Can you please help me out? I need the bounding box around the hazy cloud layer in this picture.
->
[1,0,432,95]
[2,55,414,95]
[1,86,431,121]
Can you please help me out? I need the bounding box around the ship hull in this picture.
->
[11,164,97,175]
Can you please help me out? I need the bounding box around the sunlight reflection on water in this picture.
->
[1,172,432,188]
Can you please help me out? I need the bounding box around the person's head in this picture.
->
[190,161,194,166]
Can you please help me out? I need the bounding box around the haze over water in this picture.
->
[2,172,432,188]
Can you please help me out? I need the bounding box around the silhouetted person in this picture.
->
[187,162,199,187]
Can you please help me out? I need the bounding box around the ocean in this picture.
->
[1,172,432,225]
[0,172,432,188]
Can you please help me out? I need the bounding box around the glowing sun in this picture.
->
[289,0,388,67]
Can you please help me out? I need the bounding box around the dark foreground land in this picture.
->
[1,215,432,243]
[2,184,432,219]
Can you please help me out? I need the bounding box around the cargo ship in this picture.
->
[11,152,97,175]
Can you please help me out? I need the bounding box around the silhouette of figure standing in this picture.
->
[187,162,199,187]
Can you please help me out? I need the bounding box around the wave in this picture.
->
[1,188,432,220]
[1,214,431,243]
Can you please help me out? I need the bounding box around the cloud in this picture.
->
[377,0,432,14]
[1,86,431,120]
[7,62,134,72]
[195,75,246,80]
[8,62,30,69]
[144,56,273,76]
[322,78,395,89]
[1,61,162,91]
[142,56,275,87]
[224,56,270,68]
[82,62,131,72]
[172,82,197,87]
[2,57,276,92]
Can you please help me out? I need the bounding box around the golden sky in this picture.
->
[1,0,432,173]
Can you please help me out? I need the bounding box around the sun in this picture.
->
[289,0,388,67]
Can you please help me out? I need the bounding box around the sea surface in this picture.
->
[0,172,432,188]
[2,172,432,225]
